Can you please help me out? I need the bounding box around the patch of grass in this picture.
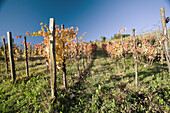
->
[0,47,169,112]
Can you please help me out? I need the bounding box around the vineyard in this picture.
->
[0,8,170,112]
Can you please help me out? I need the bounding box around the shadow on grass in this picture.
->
[81,48,98,78]
[95,47,108,58]
[138,66,168,81]
[56,49,98,112]
[57,80,92,112]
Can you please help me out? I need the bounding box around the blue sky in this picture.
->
[0,0,170,46]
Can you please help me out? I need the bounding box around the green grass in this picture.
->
[0,47,169,112]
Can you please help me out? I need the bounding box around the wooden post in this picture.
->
[156,30,160,60]
[121,36,126,73]
[32,45,35,57]
[3,39,9,73]
[24,36,29,77]
[61,24,67,89]
[160,7,170,73]
[116,57,119,73]
[85,44,88,65]
[81,43,85,72]
[49,18,57,101]
[36,46,38,55]
[132,29,138,88]
[7,32,16,83]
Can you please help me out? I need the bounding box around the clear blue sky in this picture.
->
[0,0,170,46]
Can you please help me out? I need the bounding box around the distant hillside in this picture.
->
[138,28,170,37]
[104,28,170,43]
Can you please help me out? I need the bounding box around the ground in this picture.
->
[0,46,169,112]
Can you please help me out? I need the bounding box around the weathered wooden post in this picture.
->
[49,18,57,101]
[24,36,29,77]
[61,24,67,89]
[156,30,161,59]
[132,29,138,88]
[85,44,88,65]
[121,36,126,73]
[160,7,170,73]
[7,32,16,83]
[3,39,9,73]
[116,56,119,73]
[81,43,85,72]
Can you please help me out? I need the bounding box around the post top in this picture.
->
[61,24,64,29]
[50,18,55,21]
[160,7,165,10]
[7,32,12,37]
[7,31,11,34]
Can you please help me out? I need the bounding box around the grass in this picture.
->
[0,46,169,112]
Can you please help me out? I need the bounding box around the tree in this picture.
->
[111,36,114,40]
[112,34,130,39]
[101,36,106,42]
